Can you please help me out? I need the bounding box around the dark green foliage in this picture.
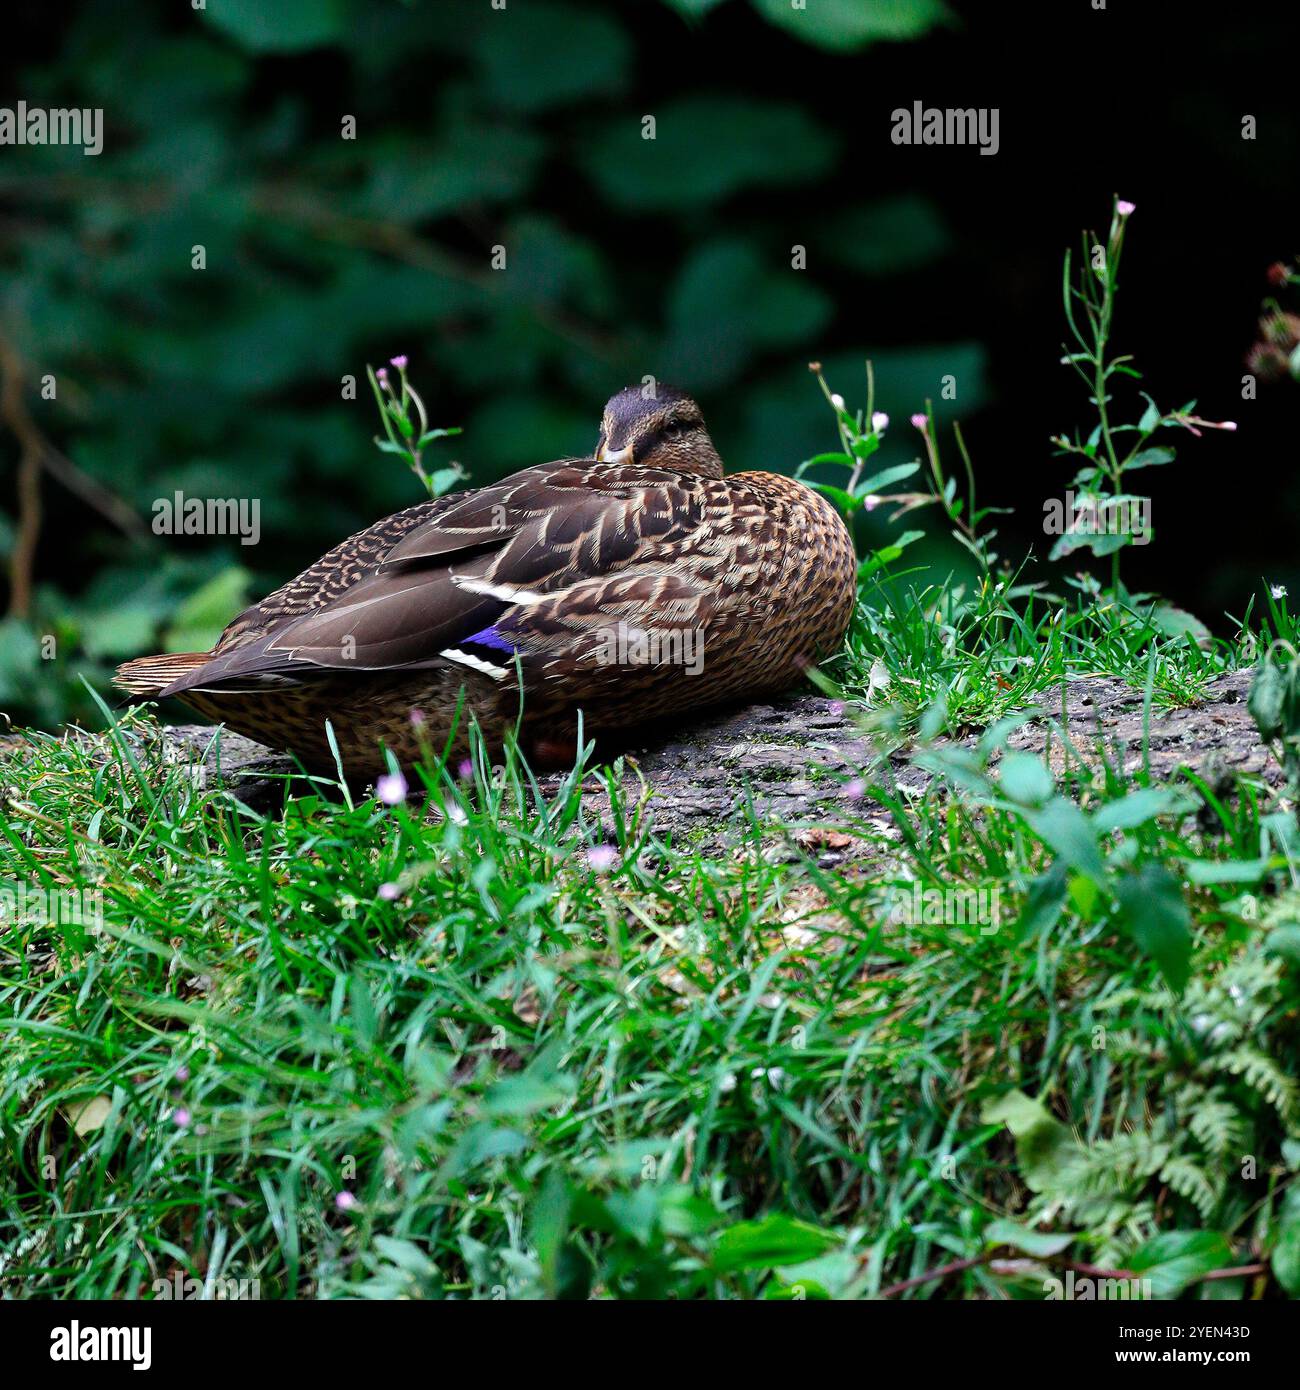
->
[0,0,964,730]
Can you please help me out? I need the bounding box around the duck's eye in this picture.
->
[663,424,684,442]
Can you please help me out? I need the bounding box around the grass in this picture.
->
[3,583,1299,1301]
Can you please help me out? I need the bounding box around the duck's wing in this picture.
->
[156,463,713,698]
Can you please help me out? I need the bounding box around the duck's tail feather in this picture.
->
[113,651,214,700]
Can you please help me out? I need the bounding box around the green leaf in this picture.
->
[1022,797,1106,882]
[1113,864,1192,993]
[1091,786,1195,834]
[1049,529,1127,561]
[810,483,861,513]
[751,0,954,50]
[1271,1186,1300,1294]
[1264,924,1300,966]
[822,196,952,274]
[484,1070,574,1117]
[981,1090,1078,1194]
[1013,864,1069,944]
[801,451,855,470]
[1248,660,1287,740]
[854,461,920,496]
[1127,446,1176,469]
[348,970,378,1048]
[999,752,1054,807]
[1184,856,1275,886]
[202,0,347,52]
[1138,395,1162,433]
[660,239,831,388]
[473,2,630,112]
[581,97,838,210]
[660,0,727,13]
[163,567,251,654]
[1126,1230,1233,1299]
[984,1218,1074,1258]
[1149,603,1210,645]
[712,1214,838,1272]
[528,1171,574,1295]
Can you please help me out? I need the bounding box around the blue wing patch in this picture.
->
[463,624,518,655]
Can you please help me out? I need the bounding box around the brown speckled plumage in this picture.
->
[115,387,856,778]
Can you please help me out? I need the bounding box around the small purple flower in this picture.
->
[1116,199,1136,216]
[457,758,474,780]
[171,1107,191,1128]
[863,494,881,512]
[871,411,889,433]
[376,771,408,806]
[376,366,389,385]
[911,412,928,431]
[378,882,401,901]
[335,1191,358,1212]
[176,1064,190,1083]
[390,355,408,370]
[587,844,618,872]
[828,700,845,717]
[409,707,425,727]
[842,778,865,801]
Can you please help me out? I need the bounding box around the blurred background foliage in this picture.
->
[1,0,1296,729]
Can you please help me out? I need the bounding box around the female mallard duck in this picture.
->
[115,386,856,777]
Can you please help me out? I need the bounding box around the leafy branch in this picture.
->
[1053,197,1236,587]
[366,355,465,498]
[797,361,1006,579]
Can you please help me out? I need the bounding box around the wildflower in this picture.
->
[335,1191,358,1212]
[871,411,889,433]
[827,699,845,717]
[587,844,618,872]
[1272,584,1288,600]
[376,366,389,386]
[830,393,845,410]
[409,708,425,727]
[175,1064,190,1083]
[1116,199,1136,216]
[457,758,473,779]
[171,1107,191,1129]
[911,412,928,431]
[863,494,881,512]
[377,882,401,901]
[843,778,865,800]
[390,355,408,370]
[376,771,407,806]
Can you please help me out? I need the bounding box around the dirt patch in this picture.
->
[107,670,1278,861]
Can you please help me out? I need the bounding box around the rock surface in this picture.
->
[151,670,1276,857]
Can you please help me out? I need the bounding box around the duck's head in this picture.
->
[594,385,722,478]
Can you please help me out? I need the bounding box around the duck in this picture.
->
[114,386,857,778]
